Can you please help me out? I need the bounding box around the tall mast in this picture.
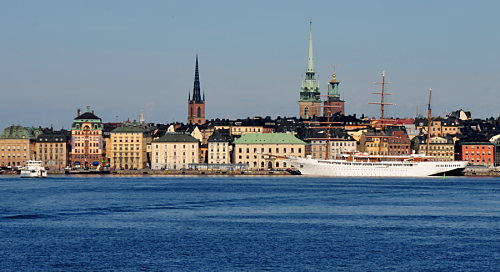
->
[426,88,432,156]
[369,71,393,155]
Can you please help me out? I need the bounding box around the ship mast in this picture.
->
[369,71,393,155]
[425,88,432,156]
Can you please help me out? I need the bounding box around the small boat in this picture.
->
[20,161,48,178]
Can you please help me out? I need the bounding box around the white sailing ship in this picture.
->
[289,154,468,177]
[20,161,48,178]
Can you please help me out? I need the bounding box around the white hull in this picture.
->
[289,157,468,177]
[20,172,48,178]
[20,161,48,178]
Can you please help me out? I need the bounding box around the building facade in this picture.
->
[151,133,200,170]
[298,22,321,119]
[412,136,455,161]
[233,133,305,170]
[35,130,71,169]
[207,129,232,164]
[108,123,152,170]
[359,129,411,156]
[70,107,104,169]
[187,55,206,125]
[457,142,495,166]
[309,139,357,160]
[0,125,40,168]
[416,118,460,137]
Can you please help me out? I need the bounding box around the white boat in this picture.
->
[289,154,468,177]
[20,161,48,178]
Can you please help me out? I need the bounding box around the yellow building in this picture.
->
[0,125,40,168]
[108,124,152,170]
[359,134,388,155]
[35,131,71,170]
[233,133,305,170]
[151,133,199,170]
[412,136,455,161]
[417,119,459,137]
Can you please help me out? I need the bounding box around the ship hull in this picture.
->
[289,157,468,177]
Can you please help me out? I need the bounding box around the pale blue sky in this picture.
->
[1,0,499,129]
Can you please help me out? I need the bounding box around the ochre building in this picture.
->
[233,133,305,170]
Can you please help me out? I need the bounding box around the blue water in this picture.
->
[0,176,498,271]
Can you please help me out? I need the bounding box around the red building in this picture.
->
[458,142,495,166]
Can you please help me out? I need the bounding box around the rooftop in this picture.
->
[233,133,305,145]
[154,133,199,143]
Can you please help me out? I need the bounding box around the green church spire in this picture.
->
[307,20,315,74]
[299,20,321,103]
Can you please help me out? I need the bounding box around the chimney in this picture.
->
[77,108,81,116]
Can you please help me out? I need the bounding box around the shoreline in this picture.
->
[1,169,500,177]
[1,169,295,176]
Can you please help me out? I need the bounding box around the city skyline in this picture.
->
[1,0,499,129]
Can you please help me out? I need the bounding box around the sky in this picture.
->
[0,0,499,130]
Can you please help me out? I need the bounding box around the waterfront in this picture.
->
[0,176,499,271]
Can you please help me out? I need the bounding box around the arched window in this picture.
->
[304,107,309,117]
[197,107,201,117]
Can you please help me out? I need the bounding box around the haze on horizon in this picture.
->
[1,0,499,130]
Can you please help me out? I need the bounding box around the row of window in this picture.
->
[73,137,101,141]
[113,138,141,143]
[209,148,227,153]
[73,149,100,154]
[37,143,65,147]
[73,155,100,159]
[466,158,492,163]
[154,144,196,149]
[464,152,492,155]
[112,153,141,157]
[37,140,65,143]
[38,148,65,153]
[113,147,141,151]
[154,152,196,157]
[1,154,28,158]
[464,146,493,149]
[238,147,302,154]
[0,146,27,151]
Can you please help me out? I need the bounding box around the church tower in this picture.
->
[299,21,322,119]
[188,55,206,125]
[323,71,345,116]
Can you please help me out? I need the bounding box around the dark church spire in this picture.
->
[192,54,202,103]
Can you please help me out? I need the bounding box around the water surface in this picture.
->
[1,176,498,271]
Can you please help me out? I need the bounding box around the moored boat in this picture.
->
[289,154,468,177]
[20,161,48,178]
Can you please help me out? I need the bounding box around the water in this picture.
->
[0,176,498,271]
